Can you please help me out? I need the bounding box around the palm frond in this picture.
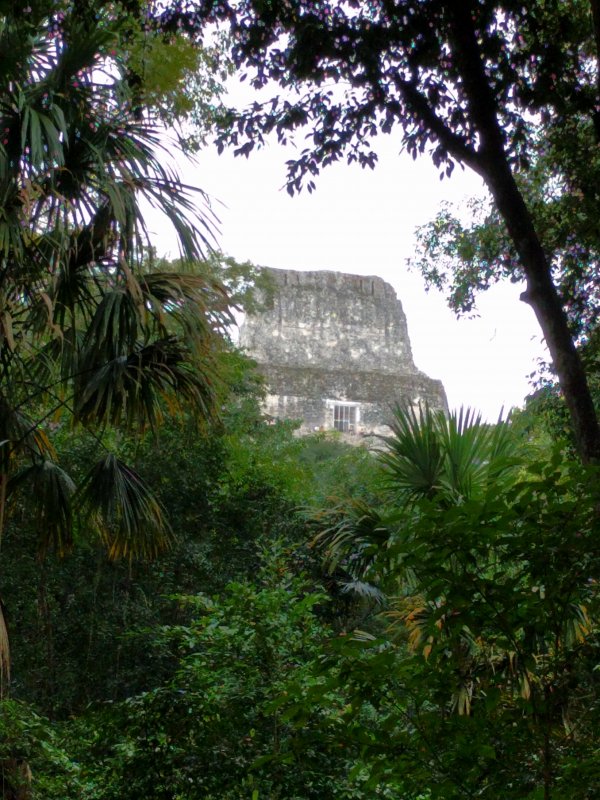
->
[0,395,55,470]
[386,596,433,652]
[81,289,142,363]
[74,335,220,430]
[380,404,445,501]
[78,453,171,560]
[142,270,233,327]
[563,603,593,647]
[313,497,394,578]
[7,460,76,556]
[50,203,116,325]
[340,579,387,605]
[25,326,85,391]
[437,406,488,499]
[0,3,228,581]
[381,405,521,504]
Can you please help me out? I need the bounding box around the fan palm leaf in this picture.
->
[0,394,55,472]
[313,497,401,589]
[381,404,521,505]
[6,460,76,556]
[380,404,446,501]
[77,453,172,561]
[314,406,523,612]
[74,335,221,430]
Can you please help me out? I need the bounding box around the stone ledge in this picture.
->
[258,363,447,410]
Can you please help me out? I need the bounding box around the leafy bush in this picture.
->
[74,549,394,799]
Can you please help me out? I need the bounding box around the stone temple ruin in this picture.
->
[239,268,447,438]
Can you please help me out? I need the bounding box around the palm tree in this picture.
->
[316,404,521,591]
[380,404,520,505]
[0,2,232,691]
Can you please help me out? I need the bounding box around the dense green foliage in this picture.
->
[310,410,600,798]
[2,394,598,799]
[0,351,390,797]
[74,557,377,800]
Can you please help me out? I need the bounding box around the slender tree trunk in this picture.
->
[0,598,9,699]
[0,473,6,550]
[37,559,56,708]
[446,1,600,462]
[481,158,600,462]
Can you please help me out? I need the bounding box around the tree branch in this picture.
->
[395,77,483,172]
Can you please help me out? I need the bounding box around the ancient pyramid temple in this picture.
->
[239,268,447,437]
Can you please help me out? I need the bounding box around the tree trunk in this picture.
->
[481,158,600,462]
[1,758,33,800]
[447,1,600,462]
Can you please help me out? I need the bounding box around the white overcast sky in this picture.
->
[148,104,548,420]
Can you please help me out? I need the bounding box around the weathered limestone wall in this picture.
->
[260,365,446,430]
[241,269,416,373]
[240,267,447,436]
